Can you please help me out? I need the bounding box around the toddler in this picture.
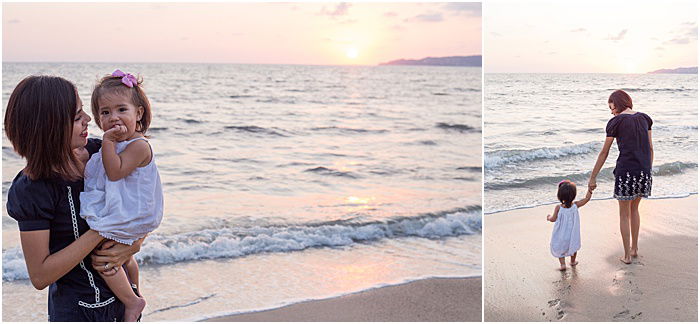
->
[547,180,592,271]
[80,70,163,321]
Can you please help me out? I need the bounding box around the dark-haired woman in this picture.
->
[4,75,142,321]
[588,90,654,264]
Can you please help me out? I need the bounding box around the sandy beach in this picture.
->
[485,195,697,321]
[204,277,481,322]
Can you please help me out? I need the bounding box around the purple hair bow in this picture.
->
[112,69,137,88]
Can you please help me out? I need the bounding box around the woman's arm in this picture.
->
[19,229,104,290]
[648,130,654,168]
[575,188,594,208]
[102,127,151,181]
[588,137,615,190]
[547,205,560,222]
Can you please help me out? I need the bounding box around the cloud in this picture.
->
[491,32,502,37]
[8,19,20,24]
[443,2,481,16]
[405,13,443,23]
[340,19,357,25]
[654,46,664,51]
[319,2,351,17]
[666,37,690,44]
[605,29,627,41]
[570,28,586,32]
[664,22,697,45]
[384,12,397,17]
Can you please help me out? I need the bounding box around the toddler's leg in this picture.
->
[125,256,140,294]
[100,261,145,321]
[570,252,578,266]
[557,257,566,271]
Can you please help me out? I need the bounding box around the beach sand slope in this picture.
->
[485,196,697,321]
[205,277,481,322]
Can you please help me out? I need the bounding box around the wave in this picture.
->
[224,125,289,137]
[486,161,697,191]
[435,123,479,133]
[2,207,482,281]
[606,87,696,93]
[456,166,482,172]
[304,166,360,179]
[485,141,600,168]
[309,126,388,134]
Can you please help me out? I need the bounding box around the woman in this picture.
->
[588,89,653,264]
[4,75,143,321]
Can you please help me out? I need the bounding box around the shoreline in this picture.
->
[202,276,482,322]
[485,195,697,321]
[484,192,698,215]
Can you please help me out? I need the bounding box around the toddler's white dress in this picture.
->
[80,137,163,245]
[550,204,581,258]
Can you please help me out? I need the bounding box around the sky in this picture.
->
[485,0,698,73]
[2,2,481,65]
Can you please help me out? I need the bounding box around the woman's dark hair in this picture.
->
[608,90,633,113]
[4,75,82,181]
[557,181,577,208]
[91,73,151,135]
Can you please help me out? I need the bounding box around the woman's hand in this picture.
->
[91,236,144,276]
[588,179,597,191]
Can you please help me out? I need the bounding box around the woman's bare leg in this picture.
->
[558,257,566,271]
[570,252,578,266]
[618,200,632,264]
[630,197,642,257]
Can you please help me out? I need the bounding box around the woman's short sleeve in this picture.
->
[86,138,102,156]
[605,116,620,137]
[642,113,653,130]
[6,175,56,231]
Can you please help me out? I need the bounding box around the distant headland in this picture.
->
[648,66,697,74]
[379,55,482,67]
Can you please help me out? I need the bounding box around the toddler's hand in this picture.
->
[103,125,127,142]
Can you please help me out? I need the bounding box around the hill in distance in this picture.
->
[379,55,481,67]
[648,66,697,74]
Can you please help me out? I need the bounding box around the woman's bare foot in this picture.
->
[124,297,146,322]
[570,261,578,266]
[630,248,639,258]
[619,256,632,264]
[558,265,566,271]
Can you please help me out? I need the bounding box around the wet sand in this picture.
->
[485,196,697,321]
[204,277,481,322]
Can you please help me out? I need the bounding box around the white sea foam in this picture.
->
[484,141,600,168]
[2,208,481,282]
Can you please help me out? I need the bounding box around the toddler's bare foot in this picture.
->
[558,265,566,271]
[570,261,578,266]
[619,256,632,264]
[124,297,146,322]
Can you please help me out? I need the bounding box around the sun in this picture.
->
[346,47,358,59]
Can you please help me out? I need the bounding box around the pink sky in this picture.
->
[2,2,481,65]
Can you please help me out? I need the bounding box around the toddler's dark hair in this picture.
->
[557,180,577,208]
[91,73,151,135]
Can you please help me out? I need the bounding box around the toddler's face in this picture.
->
[97,92,144,141]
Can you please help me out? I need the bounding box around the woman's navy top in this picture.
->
[605,112,653,176]
[7,138,124,321]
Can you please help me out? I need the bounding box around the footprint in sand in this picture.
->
[547,299,566,320]
[613,309,642,321]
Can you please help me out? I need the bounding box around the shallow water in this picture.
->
[485,73,697,213]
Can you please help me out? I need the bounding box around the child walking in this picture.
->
[547,180,592,271]
[80,70,163,321]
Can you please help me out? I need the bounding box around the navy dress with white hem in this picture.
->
[606,112,653,200]
[6,138,125,322]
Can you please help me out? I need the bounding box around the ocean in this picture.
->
[2,63,481,321]
[485,73,698,214]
